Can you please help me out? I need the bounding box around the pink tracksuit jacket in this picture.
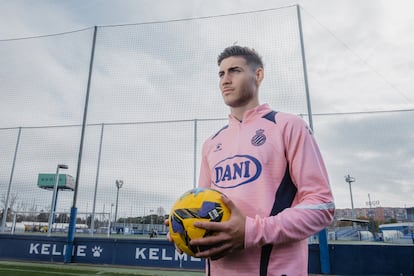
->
[198,104,335,276]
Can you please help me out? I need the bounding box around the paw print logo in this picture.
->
[91,246,103,257]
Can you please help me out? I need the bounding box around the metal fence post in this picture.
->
[64,26,98,263]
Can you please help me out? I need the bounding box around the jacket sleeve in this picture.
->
[244,115,335,248]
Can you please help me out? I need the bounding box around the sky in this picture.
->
[0,0,413,220]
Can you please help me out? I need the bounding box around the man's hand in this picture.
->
[164,219,172,242]
[164,218,183,254]
[189,195,245,260]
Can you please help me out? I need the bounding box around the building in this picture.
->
[406,207,414,221]
[334,207,412,223]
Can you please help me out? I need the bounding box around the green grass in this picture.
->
[0,260,204,276]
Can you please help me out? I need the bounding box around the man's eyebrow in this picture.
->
[229,66,242,70]
[219,66,242,73]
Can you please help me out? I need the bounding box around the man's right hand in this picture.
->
[164,218,183,254]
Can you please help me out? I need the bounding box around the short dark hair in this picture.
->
[217,45,264,69]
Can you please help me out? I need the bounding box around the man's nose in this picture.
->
[221,73,231,84]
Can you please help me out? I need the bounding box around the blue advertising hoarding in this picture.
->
[0,235,204,270]
[0,235,412,274]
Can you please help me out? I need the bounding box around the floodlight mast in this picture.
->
[345,174,356,218]
[108,203,114,237]
[114,180,124,228]
[47,164,68,237]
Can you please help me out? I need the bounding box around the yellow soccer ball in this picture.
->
[169,188,231,257]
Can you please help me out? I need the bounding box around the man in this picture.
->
[188,45,335,276]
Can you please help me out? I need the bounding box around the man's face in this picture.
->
[218,56,258,108]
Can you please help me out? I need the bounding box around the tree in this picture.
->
[386,218,398,224]
[1,192,18,212]
[56,212,69,223]
[37,211,49,222]
[0,192,18,222]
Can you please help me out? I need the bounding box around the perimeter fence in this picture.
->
[0,5,413,240]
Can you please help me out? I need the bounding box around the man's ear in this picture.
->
[255,68,264,85]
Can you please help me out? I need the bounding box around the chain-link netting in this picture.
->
[1,6,413,237]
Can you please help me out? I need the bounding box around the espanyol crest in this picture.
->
[251,129,266,146]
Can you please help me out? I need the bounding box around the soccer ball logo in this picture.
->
[169,188,231,257]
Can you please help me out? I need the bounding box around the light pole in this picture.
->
[345,174,356,219]
[114,180,123,230]
[108,203,114,236]
[48,164,68,236]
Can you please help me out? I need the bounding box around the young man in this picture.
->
[189,45,335,276]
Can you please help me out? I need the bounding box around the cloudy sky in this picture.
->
[0,0,413,220]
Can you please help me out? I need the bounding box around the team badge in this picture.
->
[251,129,266,146]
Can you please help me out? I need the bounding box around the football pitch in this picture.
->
[0,260,204,276]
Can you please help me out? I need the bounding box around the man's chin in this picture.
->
[223,97,238,107]
[224,100,245,108]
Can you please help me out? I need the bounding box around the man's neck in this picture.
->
[230,102,260,121]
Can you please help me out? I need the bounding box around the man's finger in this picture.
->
[195,242,231,259]
[166,231,173,242]
[193,221,223,231]
[190,233,223,246]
